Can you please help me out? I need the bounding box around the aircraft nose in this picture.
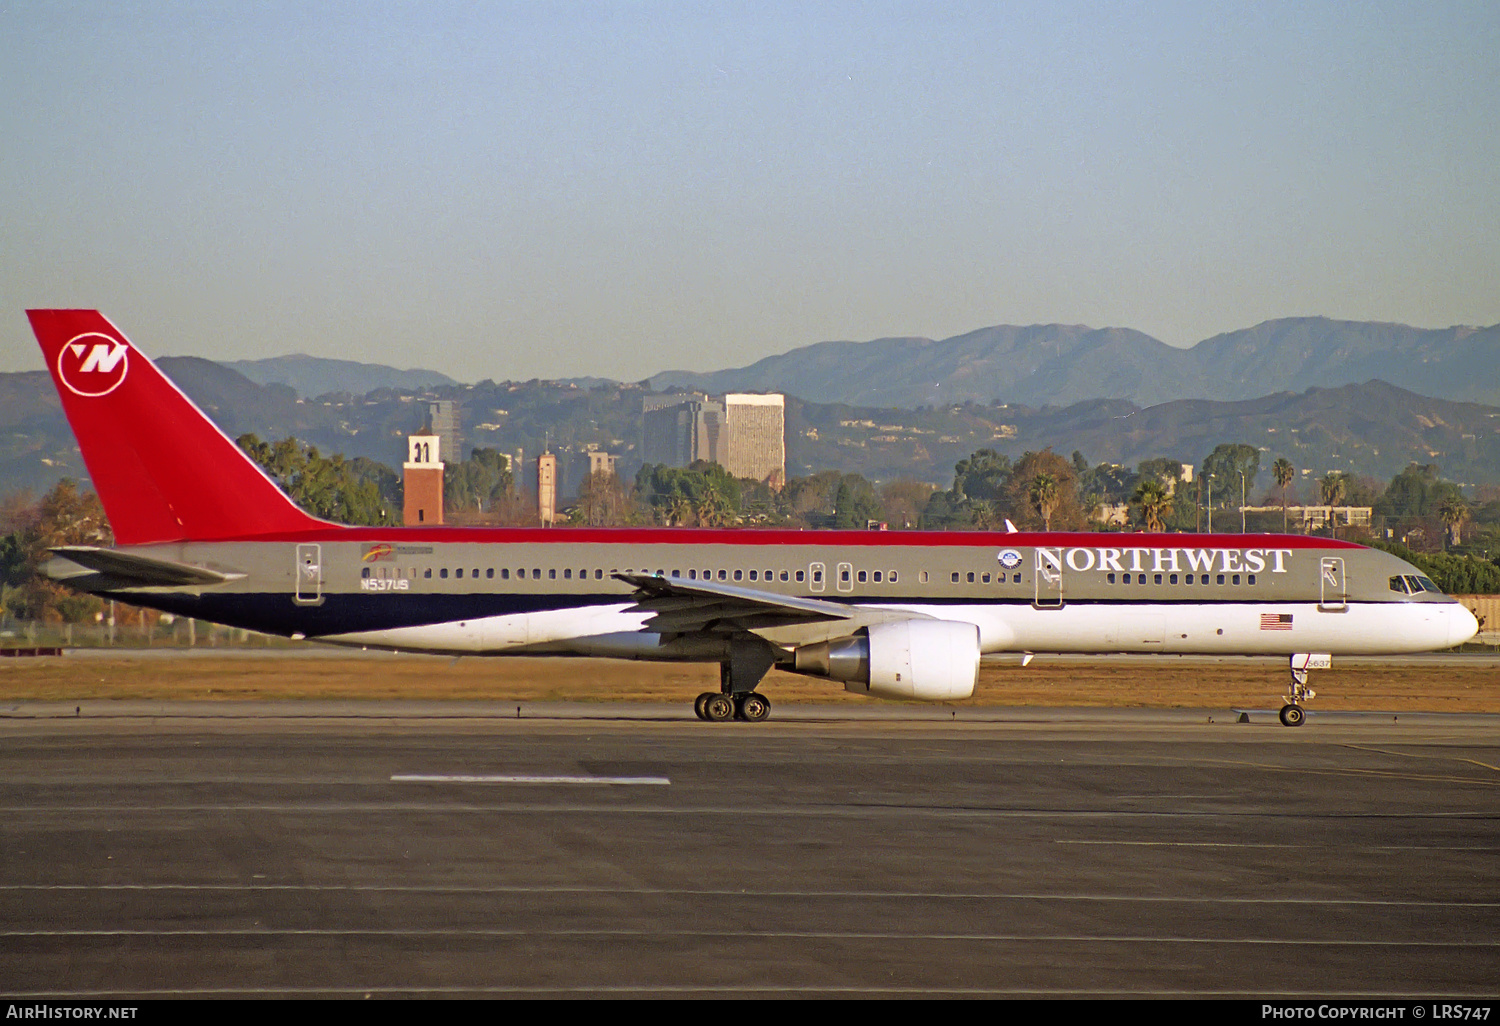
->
[1448,604,1480,647]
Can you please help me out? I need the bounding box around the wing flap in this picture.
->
[613,572,859,634]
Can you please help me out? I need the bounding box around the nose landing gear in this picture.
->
[1279,654,1326,727]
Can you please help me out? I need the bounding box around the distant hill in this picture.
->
[219,354,456,398]
[652,317,1500,409]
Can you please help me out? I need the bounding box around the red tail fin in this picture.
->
[28,310,334,544]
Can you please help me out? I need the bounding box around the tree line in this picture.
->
[5,436,1499,625]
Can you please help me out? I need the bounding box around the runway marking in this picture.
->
[9,987,1500,998]
[1055,840,1500,851]
[1341,744,1500,774]
[2,884,1495,906]
[390,774,671,785]
[2,804,1494,817]
[3,928,1497,946]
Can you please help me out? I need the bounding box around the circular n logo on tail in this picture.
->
[58,333,130,397]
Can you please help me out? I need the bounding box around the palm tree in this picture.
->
[1029,473,1059,532]
[1319,472,1346,538]
[1272,458,1295,532]
[695,490,736,528]
[1132,479,1172,533]
[1438,497,1469,550]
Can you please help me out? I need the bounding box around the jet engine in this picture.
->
[790,619,979,701]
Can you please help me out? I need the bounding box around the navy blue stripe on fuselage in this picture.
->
[99,588,1416,638]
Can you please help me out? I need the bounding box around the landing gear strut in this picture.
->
[694,637,776,723]
[1279,655,1322,727]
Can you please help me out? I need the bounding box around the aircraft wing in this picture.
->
[47,546,245,588]
[613,572,924,635]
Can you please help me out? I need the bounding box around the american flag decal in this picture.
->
[1260,613,1294,631]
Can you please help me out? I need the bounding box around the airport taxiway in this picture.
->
[2,703,1497,998]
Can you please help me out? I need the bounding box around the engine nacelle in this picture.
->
[792,619,979,701]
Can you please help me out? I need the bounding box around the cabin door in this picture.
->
[1319,556,1347,611]
[1034,547,1063,608]
[295,544,324,606]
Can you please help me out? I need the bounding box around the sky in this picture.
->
[2,1,1498,383]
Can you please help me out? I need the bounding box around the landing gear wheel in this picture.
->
[703,693,736,722]
[693,692,716,720]
[1279,704,1306,727]
[737,692,771,723]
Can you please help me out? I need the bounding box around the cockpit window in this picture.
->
[1415,576,1442,593]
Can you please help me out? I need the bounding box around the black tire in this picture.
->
[739,693,771,723]
[1279,704,1306,727]
[693,692,715,720]
[704,694,736,722]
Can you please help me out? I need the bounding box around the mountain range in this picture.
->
[650,317,1500,409]
[2,316,1498,499]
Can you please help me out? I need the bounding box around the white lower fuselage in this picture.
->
[323,597,1474,660]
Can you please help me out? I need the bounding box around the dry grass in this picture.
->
[1,653,1497,711]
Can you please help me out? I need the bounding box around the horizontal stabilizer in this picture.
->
[48,546,244,588]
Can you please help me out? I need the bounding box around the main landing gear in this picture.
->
[1279,655,1322,727]
[693,638,777,723]
[694,690,772,722]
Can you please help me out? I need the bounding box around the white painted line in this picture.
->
[390,774,670,785]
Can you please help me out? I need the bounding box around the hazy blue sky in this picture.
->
[3,1,1497,382]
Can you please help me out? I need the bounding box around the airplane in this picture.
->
[27,310,1480,726]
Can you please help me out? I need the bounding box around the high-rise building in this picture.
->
[641,392,784,487]
[723,393,786,488]
[426,401,463,465]
[403,432,444,525]
[641,394,724,468]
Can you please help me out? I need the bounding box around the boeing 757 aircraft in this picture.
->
[27,310,1479,725]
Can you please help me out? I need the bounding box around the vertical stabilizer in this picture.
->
[27,310,335,544]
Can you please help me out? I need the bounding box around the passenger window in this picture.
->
[780,570,789,582]
[966,572,975,583]
[890,572,898,583]
[1012,573,1021,583]
[671,569,680,577]
[1107,573,1116,584]
[765,569,772,580]
[564,569,572,579]
[424,568,432,579]
[1154,574,1163,585]
[532,569,541,580]
[361,567,370,579]
[951,572,960,583]
[811,569,821,583]
[487,568,494,579]
[718,570,727,581]
[689,569,697,580]
[1247,574,1256,585]
[749,570,758,581]
[501,568,509,580]
[455,568,463,579]
[1169,574,1179,584]
[873,571,883,583]
[440,568,448,579]
[1232,574,1240,585]
[734,570,743,581]
[796,570,805,582]
[857,571,867,583]
[1216,574,1225,585]
[549,569,557,580]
